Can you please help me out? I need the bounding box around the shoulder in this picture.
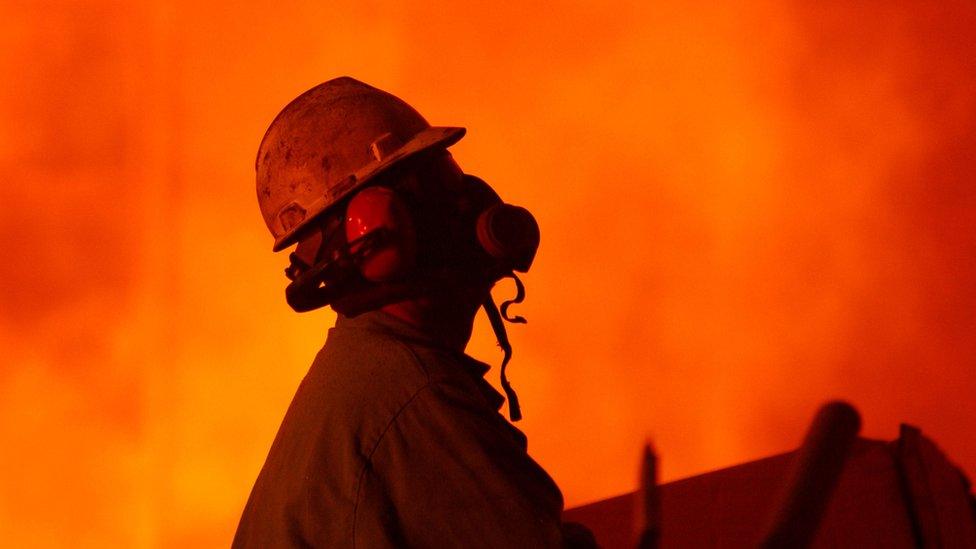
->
[357,379,565,547]
[297,323,434,450]
[294,314,502,459]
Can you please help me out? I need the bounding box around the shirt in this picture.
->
[232,310,565,548]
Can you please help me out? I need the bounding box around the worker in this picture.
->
[233,77,594,548]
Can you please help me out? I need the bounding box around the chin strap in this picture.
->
[483,274,528,422]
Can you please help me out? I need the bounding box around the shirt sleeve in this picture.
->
[353,379,565,548]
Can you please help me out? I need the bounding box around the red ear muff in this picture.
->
[345,186,416,282]
[476,203,540,273]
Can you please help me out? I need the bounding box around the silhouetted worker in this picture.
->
[233,77,594,548]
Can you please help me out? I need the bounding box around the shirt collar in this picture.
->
[334,310,493,379]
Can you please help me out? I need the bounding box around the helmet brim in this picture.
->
[271,125,466,252]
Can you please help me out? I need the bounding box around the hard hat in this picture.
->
[256,76,466,252]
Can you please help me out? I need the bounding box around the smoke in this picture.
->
[2,0,974,545]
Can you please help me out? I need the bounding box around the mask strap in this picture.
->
[483,295,522,421]
[500,273,527,324]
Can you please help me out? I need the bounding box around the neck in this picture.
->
[380,290,483,353]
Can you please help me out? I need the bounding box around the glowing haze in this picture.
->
[1,1,974,546]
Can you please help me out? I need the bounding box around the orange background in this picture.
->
[2,1,975,546]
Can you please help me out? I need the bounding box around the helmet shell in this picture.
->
[256,76,465,251]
